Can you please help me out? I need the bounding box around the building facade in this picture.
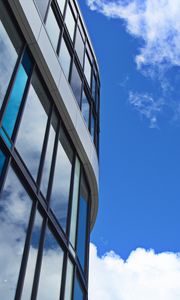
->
[0,0,100,299]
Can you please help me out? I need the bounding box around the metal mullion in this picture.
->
[15,201,37,300]
[44,0,52,24]
[59,250,68,300]
[36,104,53,191]
[0,138,12,192]
[30,217,47,300]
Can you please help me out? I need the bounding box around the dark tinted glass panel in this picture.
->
[84,52,91,86]
[74,275,84,300]
[75,26,84,66]
[0,167,32,299]
[64,259,74,300]
[34,0,49,20]
[65,4,75,41]
[46,6,60,50]
[57,0,66,15]
[0,150,6,177]
[76,174,89,270]
[0,1,22,109]
[50,128,73,231]
[40,111,58,198]
[91,113,95,141]
[37,227,64,300]
[81,92,90,128]
[16,71,50,180]
[59,37,71,79]
[92,73,96,101]
[70,63,82,105]
[2,51,32,140]
[21,211,43,300]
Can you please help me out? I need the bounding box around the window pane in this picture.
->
[34,0,49,20]
[75,26,84,66]
[59,38,71,79]
[76,174,89,271]
[81,92,90,128]
[40,111,58,198]
[37,228,64,300]
[70,63,82,105]
[0,1,22,109]
[91,113,95,141]
[64,259,74,300]
[46,6,60,51]
[16,71,50,180]
[84,52,91,86]
[50,128,73,231]
[65,4,75,41]
[74,275,84,300]
[69,157,80,247]
[0,167,32,299]
[57,0,66,15]
[92,73,96,101]
[21,211,43,300]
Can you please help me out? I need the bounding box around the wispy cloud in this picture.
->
[128,92,164,128]
[89,243,180,300]
[87,0,180,127]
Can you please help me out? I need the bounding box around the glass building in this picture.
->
[0,0,100,299]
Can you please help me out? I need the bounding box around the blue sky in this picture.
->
[78,1,180,299]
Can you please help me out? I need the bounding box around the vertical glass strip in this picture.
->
[64,259,74,300]
[36,228,64,300]
[21,211,43,300]
[73,275,84,300]
[2,50,32,140]
[69,157,80,247]
[0,167,32,299]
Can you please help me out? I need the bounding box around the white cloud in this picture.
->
[87,0,180,70]
[89,243,180,300]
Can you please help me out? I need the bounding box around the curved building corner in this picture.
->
[0,0,100,299]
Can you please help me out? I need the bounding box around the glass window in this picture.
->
[64,259,74,300]
[40,111,58,198]
[15,70,50,181]
[69,157,80,247]
[0,1,23,109]
[84,52,91,87]
[91,113,95,142]
[50,128,73,231]
[0,150,6,178]
[81,91,90,128]
[46,6,60,51]
[2,50,32,143]
[57,0,66,15]
[59,37,71,79]
[0,167,32,299]
[36,227,64,300]
[70,63,82,105]
[34,0,49,20]
[76,173,89,271]
[74,275,84,300]
[75,26,84,66]
[21,211,43,300]
[92,73,96,101]
[65,4,75,41]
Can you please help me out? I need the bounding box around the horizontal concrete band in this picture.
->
[8,0,99,229]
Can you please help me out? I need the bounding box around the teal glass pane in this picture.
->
[2,51,32,139]
[0,150,5,175]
